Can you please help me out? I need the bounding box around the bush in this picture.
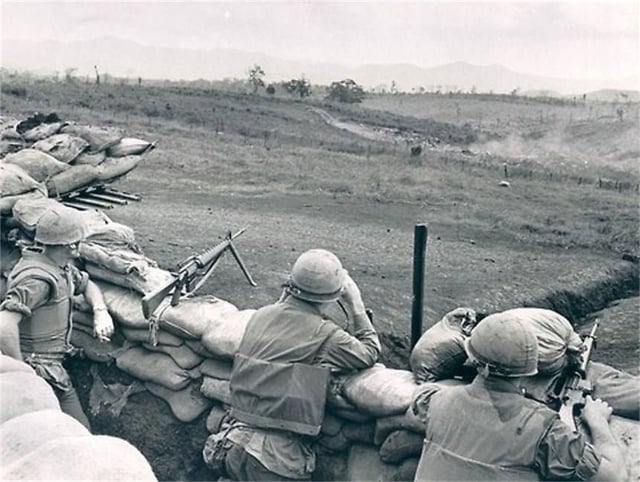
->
[2,84,28,98]
[326,79,365,103]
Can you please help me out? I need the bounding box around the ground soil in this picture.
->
[67,182,638,481]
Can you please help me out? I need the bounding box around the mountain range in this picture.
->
[2,36,639,96]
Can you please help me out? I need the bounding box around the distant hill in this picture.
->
[2,36,639,96]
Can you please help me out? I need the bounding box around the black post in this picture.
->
[411,224,428,349]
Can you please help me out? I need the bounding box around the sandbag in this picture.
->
[21,121,65,142]
[0,370,60,423]
[347,444,401,482]
[374,413,426,445]
[61,123,123,152]
[318,429,350,452]
[341,365,420,417]
[0,163,42,196]
[115,346,192,391]
[321,412,344,437]
[501,308,583,375]
[185,339,216,358]
[0,354,35,374]
[159,296,239,340]
[32,133,89,163]
[200,308,253,357]
[11,196,75,234]
[342,420,376,444]
[200,377,232,404]
[0,139,25,156]
[2,148,69,182]
[0,188,47,216]
[0,409,89,466]
[193,357,233,380]
[72,308,95,329]
[84,218,138,249]
[1,434,157,480]
[97,155,142,182]
[379,429,424,464]
[107,137,154,157]
[96,281,147,329]
[410,307,475,382]
[72,150,106,166]
[0,118,22,140]
[315,452,348,482]
[142,342,203,370]
[329,407,375,424]
[45,164,98,196]
[70,329,123,363]
[85,261,173,295]
[80,243,146,273]
[145,380,213,423]
[121,326,184,347]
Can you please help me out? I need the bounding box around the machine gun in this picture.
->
[142,228,257,318]
[557,320,599,432]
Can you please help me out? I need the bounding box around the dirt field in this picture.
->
[2,78,638,480]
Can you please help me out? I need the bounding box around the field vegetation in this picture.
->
[1,73,638,367]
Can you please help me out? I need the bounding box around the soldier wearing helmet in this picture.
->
[0,209,114,429]
[205,249,380,481]
[411,311,625,481]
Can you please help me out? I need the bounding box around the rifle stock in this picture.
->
[557,320,599,431]
[142,228,256,318]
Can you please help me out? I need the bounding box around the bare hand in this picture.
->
[93,309,114,342]
[581,396,612,425]
[341,271,365,314]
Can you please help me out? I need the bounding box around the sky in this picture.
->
[1,1,639,81]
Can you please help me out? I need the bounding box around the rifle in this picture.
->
[142,228,257,319]
[557,319,599,431]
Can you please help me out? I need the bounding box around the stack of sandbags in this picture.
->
[0,354,157,480]
[0,163,47,215]
[72,276,248,423]
[0,113,155,197]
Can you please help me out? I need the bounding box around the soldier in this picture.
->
[205,249,381,481]
[0,210,114,429]
[411,312,625,481]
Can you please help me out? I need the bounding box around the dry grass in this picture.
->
[1,79,637,355]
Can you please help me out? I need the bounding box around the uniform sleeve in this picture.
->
[535,418,601,481]
[0,277,51,316]
[314,326,381,372]
[68,265,89,295]
[407,383,442,427]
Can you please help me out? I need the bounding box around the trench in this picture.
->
[67,260,638,481]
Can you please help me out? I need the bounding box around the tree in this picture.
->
[282,77,312,98]
[247,64,265,94]
[326,79,365,103]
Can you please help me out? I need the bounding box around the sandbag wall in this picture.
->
[0,354,157,480]
[0,112,154,209]
[1,197,638,481]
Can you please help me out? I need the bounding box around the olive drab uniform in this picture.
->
[2,250,91,428]
[224,297,341,479]
[415,377,559,481]
[231,297,338,428]
[7,251,75,359]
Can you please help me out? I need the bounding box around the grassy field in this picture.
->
[1,77,638,367]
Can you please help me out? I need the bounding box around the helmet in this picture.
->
[464,311,538,377]
[34,210,86,245]
[286,249,345,303]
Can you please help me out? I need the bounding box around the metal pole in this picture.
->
[411,224,428,350]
